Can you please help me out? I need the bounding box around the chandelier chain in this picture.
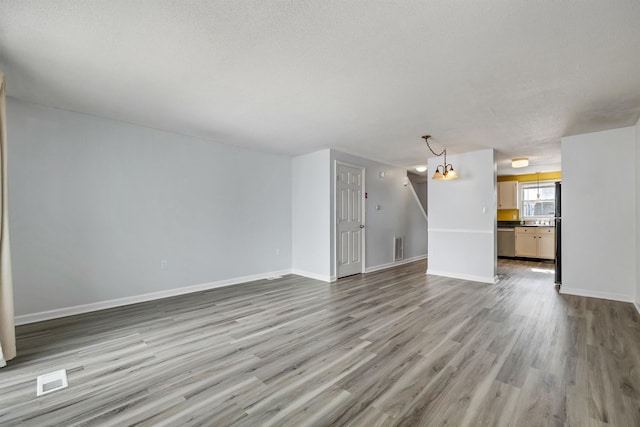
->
[422,135,446,157]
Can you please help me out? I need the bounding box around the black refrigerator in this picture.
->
[554,182,562,284]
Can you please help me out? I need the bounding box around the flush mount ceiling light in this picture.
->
[415,165,427,172]
[422,135,457,180]
[512,158,529,168]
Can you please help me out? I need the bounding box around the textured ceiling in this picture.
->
[1,1,640,174]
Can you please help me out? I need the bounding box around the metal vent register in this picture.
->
[36,369,68,396]
[394,236,404,262]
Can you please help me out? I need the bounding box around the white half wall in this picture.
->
[8,98,293,317]
[562,126,636,302]
[330,150,427,277]
[291,149,332,281]
[427,149,496,283]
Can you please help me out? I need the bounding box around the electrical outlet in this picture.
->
[275,248,280,255]
[160,260,168,270]
[512,214,517,220]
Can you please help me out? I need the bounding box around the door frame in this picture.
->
[333,160,366,279]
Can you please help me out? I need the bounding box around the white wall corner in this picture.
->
[427,149,496,283]
[563,127,637,302]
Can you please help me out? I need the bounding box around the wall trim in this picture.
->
[559,287,635,303]
[426,269,497,284]
[365,255,427,273]
[291,269,335,283]
[15,269,292,325]
[428,228,493,234]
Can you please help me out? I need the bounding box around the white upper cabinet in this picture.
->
[497,181,518,210]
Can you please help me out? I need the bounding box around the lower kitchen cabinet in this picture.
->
[515,226,555,260]
[537,228,556,259]
[515,230,538,257]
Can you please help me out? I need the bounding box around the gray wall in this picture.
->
[330,150,427,276]
[8,98,292,316]
[427,149,496,283]
[408,172,427,215]
[562,126,636,302]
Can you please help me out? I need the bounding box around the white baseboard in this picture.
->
[290,269,335,283]
[559,287,635,303]
[15,269,292,325]
[365,255,427,273]
[426,269,497,284]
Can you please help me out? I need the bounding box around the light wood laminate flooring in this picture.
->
[1,259,639,426]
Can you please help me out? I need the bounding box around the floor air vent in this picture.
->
[394,236,404,262]
[37,369,68,396]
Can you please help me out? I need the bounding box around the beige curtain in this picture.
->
[0,71,15,367]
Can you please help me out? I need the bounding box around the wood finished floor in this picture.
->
[1,259,640,426]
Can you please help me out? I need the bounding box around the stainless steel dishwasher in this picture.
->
[497,228,515,257]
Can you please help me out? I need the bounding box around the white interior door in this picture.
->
[337,163,364,278]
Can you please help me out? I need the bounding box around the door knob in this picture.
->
[359,224,365,228]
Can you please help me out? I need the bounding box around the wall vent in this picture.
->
[394,236,404,262]
[37,369,68,397]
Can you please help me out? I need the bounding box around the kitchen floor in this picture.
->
[497,257,556,280]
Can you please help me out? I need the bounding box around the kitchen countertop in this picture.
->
[498,221,555,228]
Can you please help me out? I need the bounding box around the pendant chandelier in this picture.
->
[422,135,457,180]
